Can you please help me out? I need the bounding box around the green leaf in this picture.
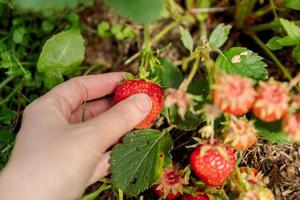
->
[280,18,300,44]
[179,26,194,53]
[216,47,268,80]
[97,21,111,38]
[37,29,84,75]
[254,120,290,144]
[13,27,26,44]
[276,36,298,46]
[285,0,300,10]
[110,129,173,197]
[105,0,164,25]
[42,21,55,33]
[188,78,209,96]
[150,59,183,89]
[208,23,232,49]
[266,36,283,50]
[12,0,81,11]
[292,45,300,64]
[44,71,64,89]
[162,78,208,131]
[122,26,135,38]
[0,130,14,143]
[0,108,15,125]
[172,109,203,131]
[111,23,123,35]
[79,184,111,200]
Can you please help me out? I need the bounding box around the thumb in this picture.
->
[80,94,152,152]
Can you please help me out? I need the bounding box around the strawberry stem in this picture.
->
[181,52,201,91]
[125,22,178,65]
[249,33,293,82]
[209,116,215,145]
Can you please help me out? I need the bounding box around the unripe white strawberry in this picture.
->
[282,113,300,142]
[252,79,289,122]
[223,118,257,151]
[213,75,256,116]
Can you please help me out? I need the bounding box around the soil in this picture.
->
[79,1,300,199]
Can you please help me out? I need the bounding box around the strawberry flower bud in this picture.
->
[164,88,194,119]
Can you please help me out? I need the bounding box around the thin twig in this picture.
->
[250,34,292,81]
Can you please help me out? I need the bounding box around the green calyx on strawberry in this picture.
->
[231,167,269,193]
[114,78,163,129]
[153,166,186,200]
[190,140,236,187]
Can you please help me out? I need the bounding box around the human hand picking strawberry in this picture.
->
[0,72,153,200]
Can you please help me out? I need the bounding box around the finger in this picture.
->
[42,72,124,119]
[69,98,114,124]
[80,94,152,152]
[87,151,111,186]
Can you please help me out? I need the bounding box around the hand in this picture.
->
[0,73,152,200]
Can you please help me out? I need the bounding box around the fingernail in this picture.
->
[132,94,152,113]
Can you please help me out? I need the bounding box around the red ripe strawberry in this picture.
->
[182,193,209,200]
[114,80,163,129]
[252,79,289,122]
[190,141,236,187]
[213,75,256,116]
[153,167,185,200]
[223,118,257,151]
[282,113,300,142]
[154,188,180,200]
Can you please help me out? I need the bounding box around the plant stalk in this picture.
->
[250,34,292,81]
[125,21,178,65]
[182,52,201,91]
[251,20,300,32]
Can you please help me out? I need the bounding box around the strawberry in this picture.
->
[239,167,259,184]
[182,193,209,200]
[190,141,236,187]
[238,187,274,200]
[153,167,185,200]
[114,80,163,128]
[213,75,256,116]
[290,93,300,110]
[153,188,180,200]
[252,79,289,122]
[282,113,300,142]
[235,167,265,185]
[223,118,257,151]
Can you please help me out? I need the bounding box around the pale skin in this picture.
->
[0,72,152,200]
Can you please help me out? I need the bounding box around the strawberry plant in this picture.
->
[1,0,300,199]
